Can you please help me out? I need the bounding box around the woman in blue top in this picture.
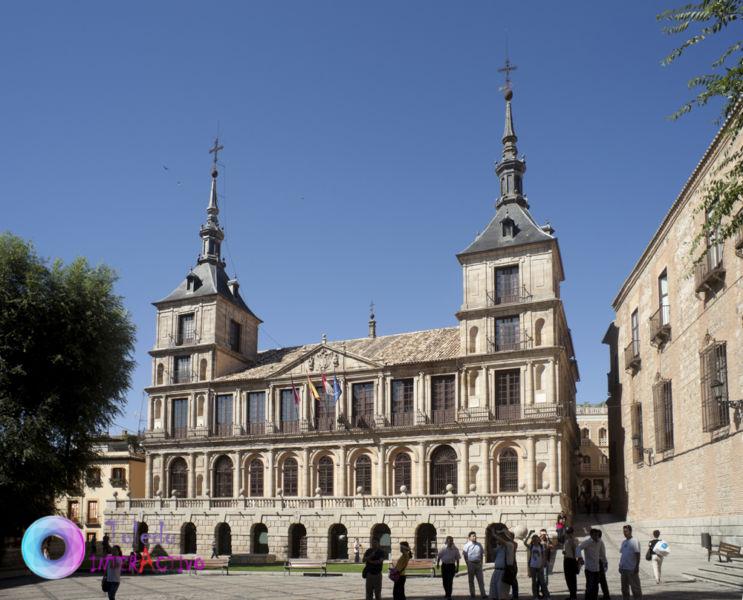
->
[489,530,513,600]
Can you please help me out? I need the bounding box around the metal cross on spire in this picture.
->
[497,57,518,93]
[209,137,224,170]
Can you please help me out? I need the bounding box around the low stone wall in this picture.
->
[632,514,743,550]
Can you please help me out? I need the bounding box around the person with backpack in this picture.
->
[647,529,663,584]
[525,532,550,599]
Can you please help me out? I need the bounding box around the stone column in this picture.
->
[549,435,558,493]
[266,449,275,497]
[459,440,469,494]
[417,442,427,495]
[338,446,347,497]
[303,448,311,496]
[376,444,386,496]
[385,377,392,420]
[145,454,153,498]
[526,436,536,493]
[189,453,196,498]
[266,385,275,430]
[480,440,490,494]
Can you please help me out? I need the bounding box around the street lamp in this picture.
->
[711,378,743,422]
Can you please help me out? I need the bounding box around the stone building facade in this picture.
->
[107,88,580,562]
[605,117,743,547]
[55,435,145,547]
[575,404,609,511]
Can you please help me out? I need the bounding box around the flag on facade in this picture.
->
[333,375,343,402]
[307,375,321,400]
[322,373,333,396]
[290,375,301,405]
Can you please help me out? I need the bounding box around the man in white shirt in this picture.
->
[462,531,487,600]
[577,528,607,600]
[618,524,642,599]
[436,536,461,600]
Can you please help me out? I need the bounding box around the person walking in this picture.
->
[102,533,111,555]
[354,538,361,563]
[562,527,578,600]
[577,528,607,600]
[490,530,515,600]
[210,538,218,559]
[463,531,488,599]
[392,541,412,600]
[618,525,642,600]
[363,537,386,600]
[524,533,550,600]
[647,530,663,584]
[105,545,123,600]
[436,536,461,600]
[596,530,611,600]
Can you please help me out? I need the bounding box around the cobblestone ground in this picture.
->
[0,569,740,600]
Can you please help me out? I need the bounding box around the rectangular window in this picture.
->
[658,271,669,326]
[351,382,375,428]
[174,355,191,384]
[229,320,241,353]
[87,501,98,524]
[495,266,520,304]
[315,385,336,431]
[171,398,188,439]
[631,403,643,463]
[280,389,299,433]
[653,380,674,452]
[700,342,730,432]
[494,316,520,351]
[247,392,266,434]
[215,394,233,436]
[111,467,126,487]
[68,500,80,523]
[630,309,639,356]
[494,369,520,420]
[177,313,195,345]
[391,379,414,426]
[431,375,455,424]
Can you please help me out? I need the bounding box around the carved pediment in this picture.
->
[273,344,381,378]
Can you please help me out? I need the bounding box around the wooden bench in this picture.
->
[199,557,230,574]
[713,541,743,562]
[389,558,436,577]
[284,559,327,576]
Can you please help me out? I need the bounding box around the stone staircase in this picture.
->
[681,557,743,590]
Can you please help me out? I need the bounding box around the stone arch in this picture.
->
[199,359,207,381]
[371,523,391,559]
[469,326,479,353]
[317,456,334,496]
[535,364,545,392]
[328,524,348,560]
[354,454,372,495]
[393,452,413,494]
[535,318,545,347]
[415,523,437,559]
[599,427,607,445]
[181,522,197,554]
[196,395,205,418]
[168,457,188,498]
[153,398,162,420]
[252,523,269,554]
[288,524,307,558]
[135,522,148,552]
[468,370,479,398]
[247,458,264,497]
[156,364,164,385]
[213,455,233,498]
[215,522,231,556]
[497,448,519,493]
[281,457,299,497]
[429,445,458,494]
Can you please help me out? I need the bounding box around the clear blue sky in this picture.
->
[0,2,731,433]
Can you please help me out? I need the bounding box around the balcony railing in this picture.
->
[623,340,641,372]
[213,424,234,437]
[279,420,299,434]
[694,244,725,294]
[350,414,375,429]
[110,478,127,488]
[390,412,414,427]
[431,408,456,425]
[649,305,671,347]
[487,331,532,353]
[493,404,522,421]
[172,426,188,439]
[487,285,533,306]
[246,421,266,435]
[314,416,336,432]
[170,372,197,385]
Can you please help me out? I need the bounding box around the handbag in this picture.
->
[502,564,516,585]
[361,565,368,579]
[388,567,400,582]
[101,575,110,592]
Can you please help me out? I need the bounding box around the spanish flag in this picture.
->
[307,375,321,400]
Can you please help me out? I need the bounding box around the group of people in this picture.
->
[362,516,666,600]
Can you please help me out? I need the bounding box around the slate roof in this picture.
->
[215,327,461,382]
[459,202,554,257]
[155,261,260,321]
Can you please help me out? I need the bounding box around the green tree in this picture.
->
[658,0,743,260]
[0,233,135,539]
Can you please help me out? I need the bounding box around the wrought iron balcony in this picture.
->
[487,285,533,306]
[314,416,336,432]
[694,245,725,294]
[279,420,300,434]
[172,426,188,439]
[170,371,197,385]
[350,414,375,429]
[493,404,522,421]
[649,305,671,347]
[390,412,414,427]
[431,408,456,425]
[487,331,532,353]
[246,421,266,435]
[212,424,234,438]
[623,340,641,372]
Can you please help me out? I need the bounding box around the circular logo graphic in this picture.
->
[21,516,85,579]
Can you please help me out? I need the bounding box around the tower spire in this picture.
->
[198,138,226,266]
[495,56,527,209]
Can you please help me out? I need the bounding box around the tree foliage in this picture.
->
[0,233,135,538]
[658,1,743,259]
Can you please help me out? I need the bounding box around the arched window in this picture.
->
[355,456,371,494]
[535,364,545,392]
[288,524,307,558]
[415,523,437,559]
[156,364,164,385]
[318,456,334,496]
[196,474,203,497]
[583,455,591,465]
[248,459,264,497]
[215,522,231,555]
[199,359,207,381]
[152,475,161,496]
[393,453,412,493]
[197,395,205,417]
[430,445,457,494]
[371,523,391,558]
[498,448,518,492]
[169,457,188,498]
[328,524,349,560]
[535,319,545,347]
[469,326,478,353]
[283,458,298,497]
[153,398,162,420]
[252,523,269,554]
[213,455,233,498]
[582,428,590,440]
[598,428,607,445]
[181,522,197,554]
[469,370,479,398]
